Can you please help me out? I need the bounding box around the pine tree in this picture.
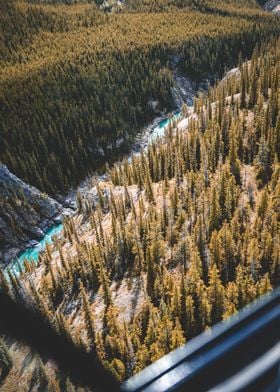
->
[0,339,12,384]
[208,265,225,325]
[228,125,241,184]
[170,318,186,350]
[209,186,222,235]
[80,282,96,353]
[99,267,112,308]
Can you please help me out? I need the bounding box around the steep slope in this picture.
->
[0,0,279,389]
[0,0,279,194]
[1,0,278,264]
[0,164,63,265]
[0,37,279,389]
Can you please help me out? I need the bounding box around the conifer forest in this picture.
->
[0,0,279,390]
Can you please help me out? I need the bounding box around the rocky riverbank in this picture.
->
[0,70,200,268]
[0,164,66,266]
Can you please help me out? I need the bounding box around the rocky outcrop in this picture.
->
[0,164,63,266]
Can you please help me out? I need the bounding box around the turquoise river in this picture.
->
[7,111,181,276]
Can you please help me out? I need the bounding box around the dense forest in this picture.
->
[0,0,279,194]
[0,30,279,389]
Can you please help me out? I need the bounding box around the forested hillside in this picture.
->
[0,0,279,194]
[1,34,279,389]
